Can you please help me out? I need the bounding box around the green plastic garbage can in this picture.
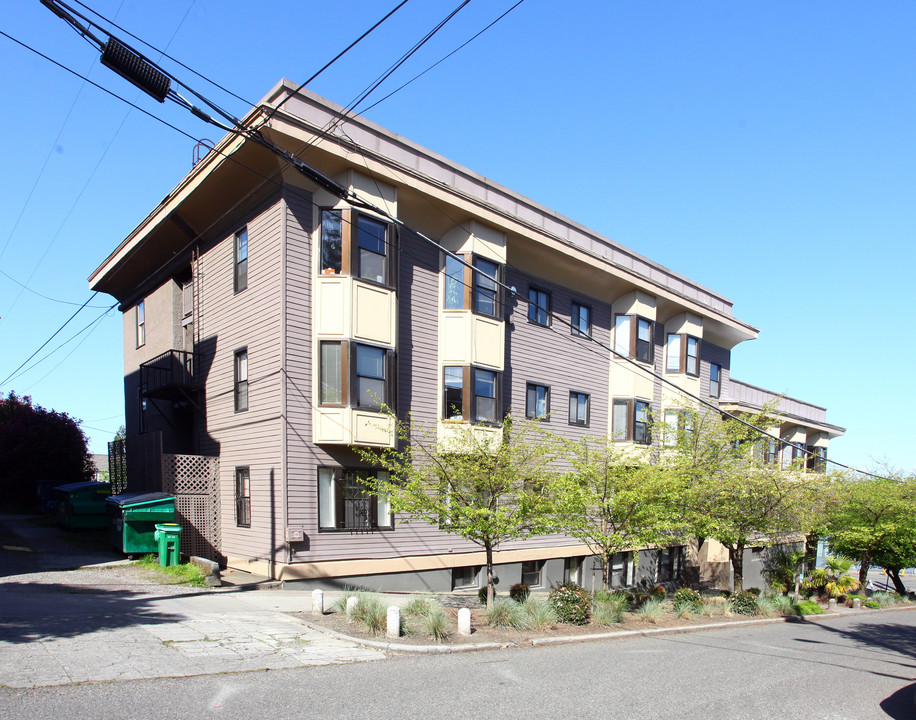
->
[154,523,182,567]
[106,492,176,557]
[54,482,111,529]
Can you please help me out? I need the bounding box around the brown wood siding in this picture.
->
[195,193,285,562]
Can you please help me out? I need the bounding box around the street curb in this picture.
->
[297,603,916,654]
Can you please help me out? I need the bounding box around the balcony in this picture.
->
[140,350,196,400]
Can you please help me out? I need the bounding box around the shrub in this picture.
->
[522,596,557,629]
[548,582,591,625]
[592,591,628,626]
[730,590,758,616]
[510,583,530,602]
[872,592,903,608]
[864,600,881,609]
[478,586,497,604]
[650,584,667,599]
[403,596,436,616]
[415,604,451,641]
[485,598,527,629]
[701,599,728,617]
[348,593,388,634]
[635,597,666,623]
[745,587,761,597]
[673,587,702,613]
[796,599,825,616]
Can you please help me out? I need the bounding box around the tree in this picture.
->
[662,402,822,592]
[821,473,916,593]
[546,435,679,589]
[803,555,861,598]
[0,392,93,509]
[357,414,556,606]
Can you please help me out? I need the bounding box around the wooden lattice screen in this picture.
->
[162,454,221,562]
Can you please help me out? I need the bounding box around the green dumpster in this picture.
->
[154,523,182,566]
[54,482,111,529]
[106,492,176,557]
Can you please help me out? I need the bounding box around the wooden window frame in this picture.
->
[612,398,651,444]
[616,314,654,363]
[318,340,395,411]
[319,208,398,288]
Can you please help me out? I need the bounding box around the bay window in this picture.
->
[615,315,653,363]
[441,252,503,318]
[612,398,651,444]
[318,341,395,411]
[666,334,700,376]
[441,366,502,424]
[319,208,396,286]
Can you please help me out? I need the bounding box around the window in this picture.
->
[235,467,251,527]
[807,446,827,473]
[320,210,342,274]
[656,546,685,583]
[615,315,653,363]
[666,334,699,375]
[571,302,591,337]
[608,552,631,588]
[136,299,145,348]
[568,391,589,426]
[525,383,550,420]
[441,366,501,424]
[473,368,499,423]
[527,287,550,326]
[521,560,543,587]
[234,349,248,412]
[318,468,392,531]
[563,558,582,585]
[763,438,780,465]
[356,214,387,284]
[319,209,396,285]
[473,256,500,316]
[444,254,465,309]
[443,366,464,420]
[453,566,478,589]
[234,227,248,292]
[709,363,721,398]
[181,281,193,322]
[663,409,694,447]
[319,341,395,411]
[612,398,651,444]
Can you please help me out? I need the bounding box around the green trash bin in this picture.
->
[106,492,176,557]
[154,523,182,567]
[54,482,111,529]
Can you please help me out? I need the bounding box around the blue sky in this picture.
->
[0,1,913,473]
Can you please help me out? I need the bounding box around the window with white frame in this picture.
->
[317,468,393,531]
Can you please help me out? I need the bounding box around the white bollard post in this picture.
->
[458,607,472,636]
[387,606,400,638]
[312,589,324,615]
[346,596,358,618]
[852,597,861,609]
[828,598,837,611]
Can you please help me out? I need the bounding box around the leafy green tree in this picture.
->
[661,402,822,592]
[762,546,807,595]
[546,435,678,589]
[356,414,556,606]
[0,391,93,509]
[822,473,916,592]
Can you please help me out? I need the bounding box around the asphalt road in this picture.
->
[3,609,915,720]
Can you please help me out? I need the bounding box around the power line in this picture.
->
[255,0,412,131]
[0,269,110,308]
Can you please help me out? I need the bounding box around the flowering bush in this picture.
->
[548,582,591,625]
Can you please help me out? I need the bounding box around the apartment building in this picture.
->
[89,80,844,591]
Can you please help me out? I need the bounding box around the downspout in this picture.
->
[279,194,289,577]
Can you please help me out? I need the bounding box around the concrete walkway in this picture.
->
[0,516,384,688]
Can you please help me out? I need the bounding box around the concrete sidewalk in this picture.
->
[0,516,385,688]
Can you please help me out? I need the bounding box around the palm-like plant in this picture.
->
[803,555,861,598]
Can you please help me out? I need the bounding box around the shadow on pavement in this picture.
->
[0,581,184,644]
[880,682,915,719]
